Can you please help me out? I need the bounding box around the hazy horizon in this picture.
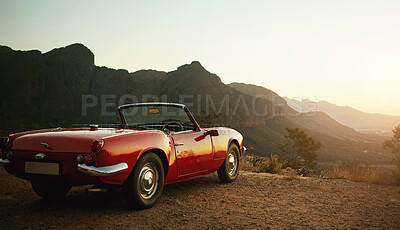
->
[1,0,399,115]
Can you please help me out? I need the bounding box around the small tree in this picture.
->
[383,125,400,168]
[278,128,321,169]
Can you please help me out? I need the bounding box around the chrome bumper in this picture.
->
[77,163,128,176]
[0,158,10,166]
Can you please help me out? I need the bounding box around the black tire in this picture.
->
[31,181,71,200]
[123,152,165,210]
[217,144,240,183]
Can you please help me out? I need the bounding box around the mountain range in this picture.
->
[0,44,395,169]
[284,98,400,136]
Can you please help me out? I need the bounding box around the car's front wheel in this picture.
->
[123,152,165,210]
[31,181,71,200]
[217,144,240,183]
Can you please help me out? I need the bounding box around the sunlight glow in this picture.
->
[1,0,399,115]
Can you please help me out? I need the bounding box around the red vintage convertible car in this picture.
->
[0,103,245,209]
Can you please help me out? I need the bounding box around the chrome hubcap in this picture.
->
[139,163,158,199]
[227,151,237,176]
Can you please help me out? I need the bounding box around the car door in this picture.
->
[171,130,213,176]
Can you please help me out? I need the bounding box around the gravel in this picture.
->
[0,169,399,229]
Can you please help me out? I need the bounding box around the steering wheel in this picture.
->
[162,121,184,133]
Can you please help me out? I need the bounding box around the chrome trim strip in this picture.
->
[40,142,51,149]
[0,158,10,166]
[77,163,128,176]
[35,153,46,160]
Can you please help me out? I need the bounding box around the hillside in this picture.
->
[229,83,391,167]
[0,44,274,129]
[285,98,400,136]
[228,82,289,110]
[0,44,394,168]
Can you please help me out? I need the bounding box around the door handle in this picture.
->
[174,143,184,146]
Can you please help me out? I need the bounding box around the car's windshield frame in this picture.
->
[118,103,201,131]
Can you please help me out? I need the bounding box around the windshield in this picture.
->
[120,105,197,132]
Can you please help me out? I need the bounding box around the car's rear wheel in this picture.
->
[217,144,240,183]
[31,181,71,200]
[123,152,165,210]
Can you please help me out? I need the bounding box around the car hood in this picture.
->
[8,128,147,153]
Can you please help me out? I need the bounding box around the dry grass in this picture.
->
[240,156,259,172]
[323,161,400,185]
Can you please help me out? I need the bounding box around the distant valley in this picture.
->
[285,98,400,136]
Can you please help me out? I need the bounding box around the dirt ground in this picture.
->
[0,168,399,230]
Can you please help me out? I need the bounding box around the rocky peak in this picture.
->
[176,60,207,72]
[0,45,14,54]
[190,60,203,67]
[44,43,94,67]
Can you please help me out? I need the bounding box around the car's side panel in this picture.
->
[171,129,213,177]
[96,131,171,185]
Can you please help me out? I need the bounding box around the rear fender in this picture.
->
[136,147,170,178]
[95,131,171,185]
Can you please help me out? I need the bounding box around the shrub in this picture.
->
[258,154,287,174]
[383,124,400,168]
[282,157,302,170]
[240,155,264,172]
[240,157,258,172]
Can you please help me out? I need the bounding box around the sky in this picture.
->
[1,0,399,115]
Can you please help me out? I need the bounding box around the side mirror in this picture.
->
[204,130,219,137]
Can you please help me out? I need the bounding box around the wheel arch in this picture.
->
[228,139,241,155]
[137,148,169,179]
